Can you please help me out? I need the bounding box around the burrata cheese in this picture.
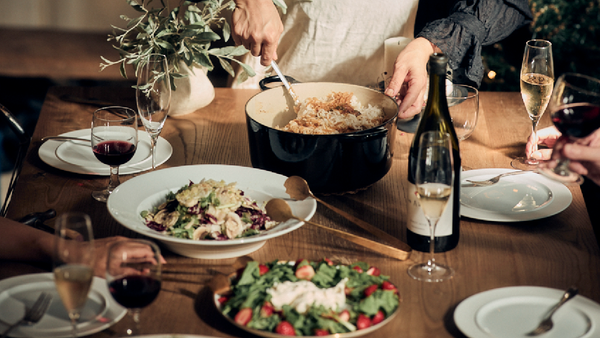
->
[266,278,348,314]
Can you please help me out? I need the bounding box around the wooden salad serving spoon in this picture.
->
[284,176,412,258]
[265,198,410,261]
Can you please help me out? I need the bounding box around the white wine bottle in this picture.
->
[406,53,461,252]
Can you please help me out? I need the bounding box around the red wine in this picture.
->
[109,275,161,309]
[93,140,136,166]
[552,103,600,138]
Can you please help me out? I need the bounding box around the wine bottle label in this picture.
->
[406,182,453,236]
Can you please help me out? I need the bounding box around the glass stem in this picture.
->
[68,311,80,338]
[127,309,142,336]
[426,219,438,272]
[528,118,540,162]
[107,165,120,193]
[150,135,158,170]
[554,159,572,177]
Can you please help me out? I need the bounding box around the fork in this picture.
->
[466,170,532,186]
[0,292,53,338]
[526,287,578,336]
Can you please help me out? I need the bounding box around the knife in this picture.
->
[41,136,90,143]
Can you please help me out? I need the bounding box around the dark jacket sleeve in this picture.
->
[416,0,533,86]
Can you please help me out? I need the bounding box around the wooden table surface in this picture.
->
[3,87,600,337]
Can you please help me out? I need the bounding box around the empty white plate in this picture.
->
[460,169,572,222]
[454,286,600,338]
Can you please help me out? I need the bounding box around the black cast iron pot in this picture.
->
[245,80,398,194]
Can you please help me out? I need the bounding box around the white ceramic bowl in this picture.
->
[107,164,316,259]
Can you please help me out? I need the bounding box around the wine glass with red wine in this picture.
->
[91,106,138,202]
[538,73,600,184]
[106,239,161,336]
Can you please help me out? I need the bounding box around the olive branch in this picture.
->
[100,0,286,90]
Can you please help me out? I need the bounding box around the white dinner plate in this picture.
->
[130,336,218,338]
[0,273,126,338]
[454,286,600,338]
[39,128,172,175]
[107,164,317,259]
[460,169,572,222]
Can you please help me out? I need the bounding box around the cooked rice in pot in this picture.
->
[278,92,387,135]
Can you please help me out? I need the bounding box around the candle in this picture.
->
[383,37,412,79]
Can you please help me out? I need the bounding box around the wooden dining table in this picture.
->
[3,86,600,337]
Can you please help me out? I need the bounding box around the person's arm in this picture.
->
[418,0,533,87]
[386,0,533,119]
[0,217,130,277]
[231,0,284,66]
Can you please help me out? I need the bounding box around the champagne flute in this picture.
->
[512,39,554,170]
[53,212,95,338]
[91,106,138,202]
[538,73,600,184]
[408,131,455,282]
[447,83,479,142]
[136,53,171,170]
[106,239,162,336]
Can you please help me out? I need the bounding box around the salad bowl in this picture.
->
[214,259,401,337]
[107,164,317,259]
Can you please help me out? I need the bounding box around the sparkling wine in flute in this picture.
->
[54,265,94,312]
[417,183,452,220]
[521,73,554,120]
[511,39,553,170]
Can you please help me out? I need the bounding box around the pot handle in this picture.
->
[259,75,300,91]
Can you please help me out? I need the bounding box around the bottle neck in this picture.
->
[427,71,447,111]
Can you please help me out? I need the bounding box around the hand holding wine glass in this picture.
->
[91,106,138,202]
[53,212,95,338]
[136,53,171,170]
[512,39,554,170]
[106,239,162,336]
[538,73,600,184]
[408,131,455,282]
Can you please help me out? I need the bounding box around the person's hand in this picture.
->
[92,236,167,278]
[384,37,436,119]
[547,129,600,186]
[527,126,562,161]
[232,0,283,66]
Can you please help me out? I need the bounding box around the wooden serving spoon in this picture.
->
[284,176,412,256]
[265,198,410,261]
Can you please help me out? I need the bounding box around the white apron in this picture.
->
[233,0,419,89]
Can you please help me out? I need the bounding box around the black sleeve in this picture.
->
[416,0,533,86]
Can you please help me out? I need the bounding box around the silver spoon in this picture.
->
[526,286,578,336]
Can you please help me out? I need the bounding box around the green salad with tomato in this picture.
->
[217,259,400,336]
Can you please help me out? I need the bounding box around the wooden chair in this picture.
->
[0,103,30,216]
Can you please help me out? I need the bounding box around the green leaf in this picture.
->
[222,21,231,42]
[126,0,145,13]
[155,39,175,50]
[272,0,288,14]
[209,45,248,57]
[218,57,235,77]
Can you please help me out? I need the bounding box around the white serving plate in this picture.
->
[107,164,317,259]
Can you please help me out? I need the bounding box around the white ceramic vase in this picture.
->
[169,62,215,116]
